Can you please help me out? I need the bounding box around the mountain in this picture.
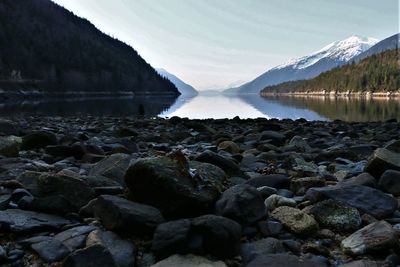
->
[156,69,198,96]
[0,0,179,97]
[260,49,399,94]
[224,36,378,95]
[353,33,399,62]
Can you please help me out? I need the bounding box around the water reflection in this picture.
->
[0,94,399,122]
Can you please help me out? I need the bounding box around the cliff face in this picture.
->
[0,0,179,96]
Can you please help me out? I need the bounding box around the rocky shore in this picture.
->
[0,116,399,267]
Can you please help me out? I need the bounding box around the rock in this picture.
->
[378,169,400,196]
[308,200,361,232]
[245,174,290,189]
[151,254,227,267]
[89,153,132,186]
[20,195,75,215]
[16,171,42,196]
[257,220,283,236]
[0,136,21,157]
[0,209,71,232]
[305,185,398,219]
[340,260,381,267]
[271,206,319,236]
[240,238,285,263]
[215,184,267,224]
[191,215,241,259]
[94,195,164,235]
[37,173,95,210]
[264,194,297,211]
[0,245,6,263]
[62,244,117,267]
[125,156,226,218]
[291,177,325,195]
[152,215,241,259]
[31,238,71,263]
[81,175,121,188]
[256,186,277,199]
[365,148,400,178]
[341,221,399,255]
[21,130,57,150]
[340,173,376,187]
[86,230,136,267]
[45,144,85,159]
[195,150,241,176]
[259,131,286,146]
[288,136,312,152]
[0,120,19,135]
[55,225,97,251]
[246,254,326,267]
[218,141,240,154]
[152,219,192,259]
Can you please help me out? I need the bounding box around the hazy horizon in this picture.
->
[51,0,398,91]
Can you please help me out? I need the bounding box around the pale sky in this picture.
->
[52,0,398,90]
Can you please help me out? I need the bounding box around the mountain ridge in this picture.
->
[156,69,198,96]
[224,36,378,95]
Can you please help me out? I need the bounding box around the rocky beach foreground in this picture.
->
[0,116,399,267]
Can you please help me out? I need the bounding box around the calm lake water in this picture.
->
[1,94,399,122]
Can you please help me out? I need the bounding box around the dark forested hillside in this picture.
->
[0,0,179,95]
[261,49,400,94]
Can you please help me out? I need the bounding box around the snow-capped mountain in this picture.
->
[224,36,379,95]
[156,68,198,96]
[352,33,399,62]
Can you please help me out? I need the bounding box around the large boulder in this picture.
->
[152,215,241,260]
[125,156,226,218]
[308,200,361,232]
[271,206,319,236]
[215,184,267,224]
[364,148,400,178]
[37,173,95,210]
[89,153,132,186]
[305,185,398,219]
[21,130,57,150]
[378,169,400,196]
[341,221,399,255]
[94,195,164,235]
[0,136,21,157]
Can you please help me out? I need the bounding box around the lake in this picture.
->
[1,94,399,121]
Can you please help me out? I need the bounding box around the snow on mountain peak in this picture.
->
[274,36,379,71]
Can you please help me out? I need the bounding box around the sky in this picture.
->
[51,0,398,91]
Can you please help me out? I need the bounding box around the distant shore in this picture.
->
[260,90,400,98]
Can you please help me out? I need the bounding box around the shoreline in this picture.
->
[0,116,399,266]
[260,90,400,98]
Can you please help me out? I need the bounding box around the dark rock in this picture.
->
[215,184,267,224]
[340,260,381,267]
[125,156,226,218]
[218,141,240,154]
[38,173,95,210]
[86,230,136,267]
[20,195,75,215]
[305,185,398,219]
[16,171,42,196]
[195,150,241,176]
[55,225,97,251]
[152,219,192,259]
[0,120,19,135]
[240,238,285,264]
[0,245,7,263]
[340,172,376,187]
[291,177,325,195]
[245,174,290,189]
[308,200,361,232]
[152,254,227,267]
[256,186,277,199]
[246,254,327,267]
[45,144,85,159]
[0,209,71,232]
[191,214,241,259]
[31,238,71,263]
[257,220,283,236]
[94,195,164,235]
[62,244,117,267]
[259,131,286,146]
[378,169,400,196]
[264,194,296,211]
[341,221,399,255]
[271,206,319,236]
[0,136,21,157]
[89,153,132,186]
[21,131,57,150]
[365,148,400,178]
